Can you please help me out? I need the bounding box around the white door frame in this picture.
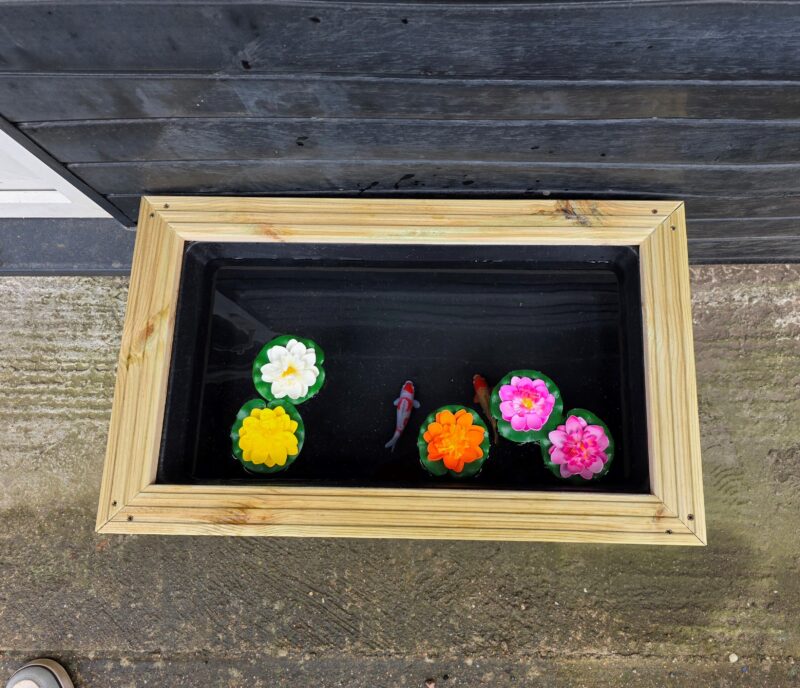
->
[0,127,111,219]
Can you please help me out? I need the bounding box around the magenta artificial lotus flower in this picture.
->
[548,415,610,479]
[498,376,556,432]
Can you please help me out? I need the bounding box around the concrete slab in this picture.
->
[0,268,798,686]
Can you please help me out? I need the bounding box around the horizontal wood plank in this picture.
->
[1,3,799,79]
[2,2,799,261]
[113,505,684,535]
[688,235,800,263]
[98,518,703,545]
[70,159,800,199]
[158,209,665,230]
[131,488,668,517]
[105,192,800,228]
[3,220,795,272]
[169,221,656,245]
[132,196,682,218]
[103,195,800,242]
[4,75,800,122]
[21,117,800,165]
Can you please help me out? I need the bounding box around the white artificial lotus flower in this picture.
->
[259,338,320,400]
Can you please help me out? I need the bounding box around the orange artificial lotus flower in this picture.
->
[423,408,485,473]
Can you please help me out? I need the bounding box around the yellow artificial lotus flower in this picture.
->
[237,406,299,467]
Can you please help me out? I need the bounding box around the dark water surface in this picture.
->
[159,243,649,493]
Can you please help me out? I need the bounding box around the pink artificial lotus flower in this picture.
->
[548,415,610,479]
[498,376,556,432]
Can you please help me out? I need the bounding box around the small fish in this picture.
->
[385,380,420,451]
[473,374,499,444]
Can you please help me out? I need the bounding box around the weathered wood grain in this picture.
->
[2,3,800,259]
[688,236,800,263]
[22,117,800,165]
[69,159,800,200]
[1,2,799,79]
[4,75,800,122]
[1,1,799,260]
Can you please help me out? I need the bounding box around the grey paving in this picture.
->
[0,268,798,686]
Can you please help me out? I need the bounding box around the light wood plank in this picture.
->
[99,520,703,546]
[639,204,705,542]
[150,196,681,218]
[140,482,661,502]
[159,209,664,229]
[97,196,704,545]
[95,198,184,529]
[170,222,655,245]
[130,489,672,518]
[112,505,685,535]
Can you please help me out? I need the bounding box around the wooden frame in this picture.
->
[96,197,705,545]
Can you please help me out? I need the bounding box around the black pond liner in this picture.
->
[158,242,649,493]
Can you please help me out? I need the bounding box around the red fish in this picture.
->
[473,374,499,444]
[385,380,420,451]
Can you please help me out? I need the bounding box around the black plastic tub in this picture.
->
[158,242,649,493]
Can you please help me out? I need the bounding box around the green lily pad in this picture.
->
[540,408,615,483]
[489,370,563,444]
[252,334,326,405]
[230,398,305,474]
[417,405,491,479]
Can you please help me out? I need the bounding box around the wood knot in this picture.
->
[126,307,169,367]
[556,200,590,226]
[258,224,283,241]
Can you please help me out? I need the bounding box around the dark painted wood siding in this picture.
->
[1,1,799,259]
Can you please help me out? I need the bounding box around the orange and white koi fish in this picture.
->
[473,374,499,444]
[385,380,420,451]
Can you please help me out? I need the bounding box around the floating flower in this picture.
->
[541,409,614,481]
[231,399,305,474]
[260,339,318,399]
[239,406,298,466]
[490,370,563,443]
[252,335,326,404]
[499,376,555,431]
[418,405,490,478]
